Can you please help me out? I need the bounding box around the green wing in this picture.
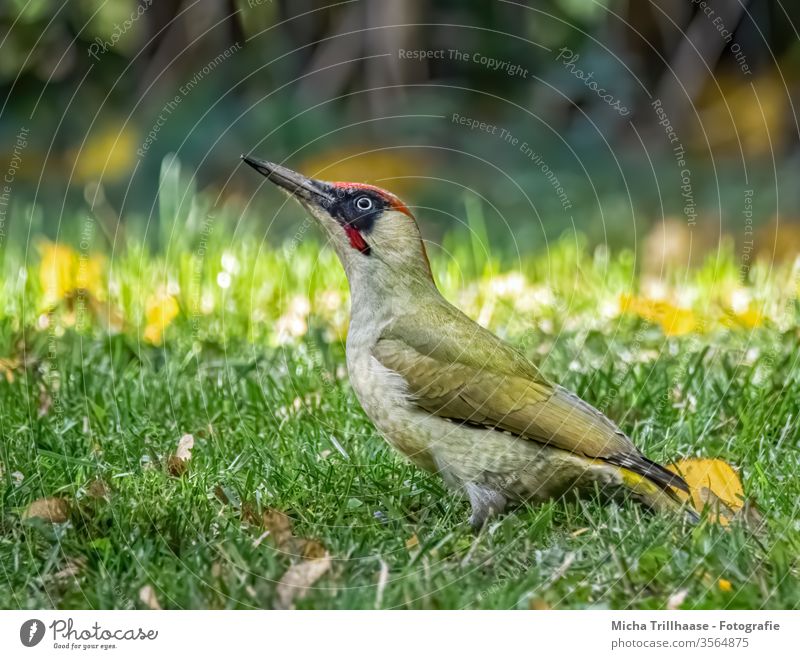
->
[373,300,687,493]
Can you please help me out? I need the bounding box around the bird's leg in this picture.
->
[465,482,507,531]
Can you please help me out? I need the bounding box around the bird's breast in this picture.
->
[345,342,438,471]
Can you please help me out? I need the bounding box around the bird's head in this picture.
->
[242,156,432,287]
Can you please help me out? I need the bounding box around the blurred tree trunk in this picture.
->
[137,0,243,99]
[294,0,421,119]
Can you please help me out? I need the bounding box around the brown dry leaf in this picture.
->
[736,499,766,534]
[166,456,186,476]
[405,534,419,550]
[666,589,688,610]
[251,507,326,561]
[300,539,327,560]
[375,560,389,609]
[175,433,194,460]
[214,485,233,505]
[167,433,194,476]
[668,458,745,526]
[260,508,294,549]
[22,497,69,523]
[85,478,111,500]
[52,557,86,584]
[529,597,551,610]
[275,554,331,609]
[37,386,53,418]
[138,585,162,610]
[0,357,21,383]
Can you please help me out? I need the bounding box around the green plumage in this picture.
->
[374,296,689,496]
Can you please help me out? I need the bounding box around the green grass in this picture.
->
[1,171,799,608]
[1,255,799,609]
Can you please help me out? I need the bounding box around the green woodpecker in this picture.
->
[243,155,692,528]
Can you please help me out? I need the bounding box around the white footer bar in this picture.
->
[1,610,795,658]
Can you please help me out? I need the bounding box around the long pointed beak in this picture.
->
[241,155,334,207]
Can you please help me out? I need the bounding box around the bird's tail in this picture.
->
[619,468,700,522]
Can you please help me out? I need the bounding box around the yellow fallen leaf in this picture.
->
[668,458,744,525]
[275,554,331,609]
[22,497,69,523]
[405,534,419,550]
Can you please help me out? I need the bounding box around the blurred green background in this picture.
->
[1,0,799,262]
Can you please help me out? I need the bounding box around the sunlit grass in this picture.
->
[1,171,799,608]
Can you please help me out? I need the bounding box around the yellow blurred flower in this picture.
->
[39,242,77,304]
[70,123,138,183]
[143,290,180,345]
[619,293,697,336]
[724,307,764,329]
[76,254,105,292]
[722,289,764,329]
[39,241,105,306]
[718,578,733,593]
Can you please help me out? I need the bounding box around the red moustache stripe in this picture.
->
[344,225,371,255]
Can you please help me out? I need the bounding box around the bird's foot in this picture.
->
[465,482,507,531]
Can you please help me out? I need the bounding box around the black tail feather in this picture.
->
[607,453,690,494]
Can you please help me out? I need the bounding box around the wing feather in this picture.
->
[373,303,688,493]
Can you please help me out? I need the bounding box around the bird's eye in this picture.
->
[355,196,373,211]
